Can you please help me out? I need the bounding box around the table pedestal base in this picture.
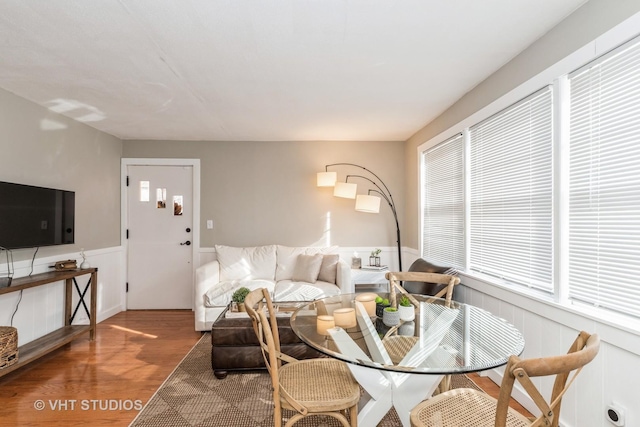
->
[349,364,442,427]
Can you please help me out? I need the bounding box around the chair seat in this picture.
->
[383,335,418,364]
[279,358,361,412]
[410,388,531,427]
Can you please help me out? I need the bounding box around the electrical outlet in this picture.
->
[206,220,213,229]
[606,403,625,426]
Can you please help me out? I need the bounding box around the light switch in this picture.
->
[206,220,213,229]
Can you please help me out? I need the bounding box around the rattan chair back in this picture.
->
[386,271,460,308]
[495,330,600,427]
[384,271,460,393]
[409,330,600,427]
[244,288,360,427]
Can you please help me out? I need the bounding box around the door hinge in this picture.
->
[126,229,129,239]
[126,282,129,292]
[126,175,129,186]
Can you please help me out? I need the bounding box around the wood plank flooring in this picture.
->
[0,310,201,427]
[0,310,530,426]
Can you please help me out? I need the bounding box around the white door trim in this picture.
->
[121,158,201,310]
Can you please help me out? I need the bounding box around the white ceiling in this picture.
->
[0,0,586,142]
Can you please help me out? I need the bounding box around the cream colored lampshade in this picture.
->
[316,315,335,336]
[355,194,381,213]
[333,308,356,328]
[317,171,337,187]
[334,182,357,199]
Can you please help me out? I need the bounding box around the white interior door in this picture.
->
[126,165,194,309]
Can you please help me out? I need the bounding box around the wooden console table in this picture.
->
[0,268,97,378]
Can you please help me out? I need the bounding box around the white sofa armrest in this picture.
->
[195,260,220,330]
[336,259,354,294]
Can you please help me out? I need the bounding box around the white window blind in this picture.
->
[422,134,465,267]
[469,87,554,291]
[568,36,640,318]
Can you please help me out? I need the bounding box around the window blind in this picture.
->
[469,87,554,291]
[422,134,465,267]
[568,36,640,318]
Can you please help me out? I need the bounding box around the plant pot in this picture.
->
[382,308,400,327]
[399,321,415,336]
[376,303,390,318]
[398,305,415,322]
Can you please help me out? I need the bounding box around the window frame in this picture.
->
[418,24,640,329]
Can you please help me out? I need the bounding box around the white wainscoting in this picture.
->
[0,246,126,347]
[457,276,639,427]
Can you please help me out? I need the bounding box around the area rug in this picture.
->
[129,333,483,426]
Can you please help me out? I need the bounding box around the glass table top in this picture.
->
[290,293,525,374]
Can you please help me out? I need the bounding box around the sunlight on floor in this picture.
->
[109,324,158,339]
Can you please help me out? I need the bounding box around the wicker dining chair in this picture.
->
[409,330,600,427]
[244,288,360,427]
[386,271,460,309]
[383,271,460,393]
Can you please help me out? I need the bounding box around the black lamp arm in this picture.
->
[325,163,402,271]
[368,190,402,271]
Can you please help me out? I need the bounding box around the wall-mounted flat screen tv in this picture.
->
[0,181,75,249]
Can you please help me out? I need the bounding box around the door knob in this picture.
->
[180,240,191,246]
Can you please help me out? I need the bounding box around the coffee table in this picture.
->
[210,301,323,379]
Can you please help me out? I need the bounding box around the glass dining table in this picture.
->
[290,292,525,427]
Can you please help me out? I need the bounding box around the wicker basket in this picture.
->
[0,326,18,369]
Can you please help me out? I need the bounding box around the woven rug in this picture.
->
[129,333,483,427]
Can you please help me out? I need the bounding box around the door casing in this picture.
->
[121,158,201,311]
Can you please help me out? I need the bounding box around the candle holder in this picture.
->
[316,315,335,336]
[355,293,377,317]
[333,308,356,329]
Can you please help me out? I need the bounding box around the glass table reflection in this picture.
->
[290,293,524,427]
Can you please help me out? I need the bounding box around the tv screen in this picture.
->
[0,181,75,250]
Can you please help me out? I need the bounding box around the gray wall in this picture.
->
[123,140,404,249]
[403,0,640,250]
[0,88,123,261]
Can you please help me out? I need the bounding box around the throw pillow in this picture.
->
[317,254,339,284]
[291,254,323,283]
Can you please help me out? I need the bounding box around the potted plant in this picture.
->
[398,295,415,322]
[382,307,400,327]
[375,295,390,318]
[232,287,251,312]
[369,248,381,267]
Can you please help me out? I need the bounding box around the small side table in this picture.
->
[352,268,389,292]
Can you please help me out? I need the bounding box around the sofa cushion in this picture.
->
[215,245,277,281]
[274,279,341,302]
[275,245,339,281]
[291,254,323,283]
[204,279,276,307]
[318,254,339,284]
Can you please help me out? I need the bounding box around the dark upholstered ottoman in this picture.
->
[210,303,324,379]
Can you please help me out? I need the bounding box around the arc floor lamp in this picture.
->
[317,163,402,271]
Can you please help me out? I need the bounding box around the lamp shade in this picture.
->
[334,182,357,199]
[317,171,337,187]
[355,194,381,213]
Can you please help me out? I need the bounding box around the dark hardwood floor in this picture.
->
[0,310,530,426]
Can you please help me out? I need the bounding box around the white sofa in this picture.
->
[195,245,352,330]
